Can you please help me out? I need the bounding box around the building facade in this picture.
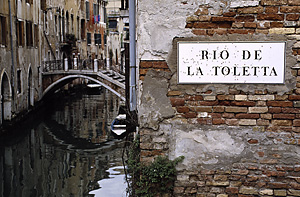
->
[137,0,300,196]
[0,0,108,126]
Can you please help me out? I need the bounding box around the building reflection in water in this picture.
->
[0,89,127,197]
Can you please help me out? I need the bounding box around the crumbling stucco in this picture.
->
[164,123,300,170]
[137,0,261,60]
[139,69,174,130]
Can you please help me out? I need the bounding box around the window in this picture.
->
[109,20,117,29]
[41,0,46,11]
[26,0,33,4]
[34,24,38,47]
[87,32,91,45]
[0,16,7,46]
[16,20,25,46]
[26,21,33,47]
[17,70,22,94]
[81,19,85,39]
[94,33,101,45]
[86,1,90,20]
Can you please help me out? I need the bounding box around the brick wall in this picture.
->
[138,0,300,196]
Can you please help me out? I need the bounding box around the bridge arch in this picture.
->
[42,75,125,101]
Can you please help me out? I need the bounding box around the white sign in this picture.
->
[178,42,286,84]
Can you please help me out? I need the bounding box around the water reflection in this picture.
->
[0,89,128,197]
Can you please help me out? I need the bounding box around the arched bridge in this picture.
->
[42,63,125,101]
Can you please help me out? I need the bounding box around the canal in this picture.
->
[0,87,129,197]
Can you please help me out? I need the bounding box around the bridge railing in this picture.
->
[43,58,107,73]
[43,59,64,72]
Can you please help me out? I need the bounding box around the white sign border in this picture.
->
[177,41,287,85]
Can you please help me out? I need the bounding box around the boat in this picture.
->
[111,114,127,138]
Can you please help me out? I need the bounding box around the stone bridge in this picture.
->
[42,60,125,101]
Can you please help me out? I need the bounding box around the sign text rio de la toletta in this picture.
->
[178,41,286,84]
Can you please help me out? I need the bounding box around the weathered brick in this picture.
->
[232,101,256,106]
[204,95,216,101]
[270,22,284,28]
[289,95,300,100]
[232,22,244,28]
[207,29,228,35]
[194,22,218,29]
[170,98,185,107]
[206,181,230,186]
[235,95,248,100]
[261,113,272,119]
[265,6,279,13]
[177,106,190,113]
[239,186,258,195]
[214,175,228,181]
[249,107,269,113]
[236,114,259,119]
[228,29,255,34]
[198,101,218,106]
[225,187,239,194]
[261,0,287,5]
[139,69,149,75]
[288,0,300,5]
[237,7,264,14]
[239,119,257,126]
[211,16,235,22]
[223,12,236,17]
[282,108,300,113]
[288,189,300,196]
[257,119,270,126]
[225,107,247,113]
[217,95,234,100]
[168,91,182,96]
[210,113,222,118]
[244,22,257,28]
[294,101,300,107]
[257,13,284,20]
[152,61,169,69]
[287,14,300,20]
[212,118,225,125]
[257,101,267,106]
[294,119,300,126]
[281,5,300,13]
[259,189,274,196]
[185,95,203,101]
[248,139,259,144]
[184,112,197,119]
[267,101,293,107]
[192,29,207,35]
[272,120,293,126]
[291,183,300,190]
[174,187,185,194]
[226,119,239,126]
[213,106,225,112]
[193,106,212,112]
[276,95,288,100]
[274,190,287,196]
[269,27,296,34]
[260,159,278,164]
[269,182,289,189]
[235,15,255,22]
[269,107,282,113]
[273,114,295,119]
[248,95,274,100]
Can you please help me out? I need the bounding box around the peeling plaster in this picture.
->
[139,69,174,130]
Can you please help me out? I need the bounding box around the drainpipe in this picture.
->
[129,0,136,111]
[8,0,15,98]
